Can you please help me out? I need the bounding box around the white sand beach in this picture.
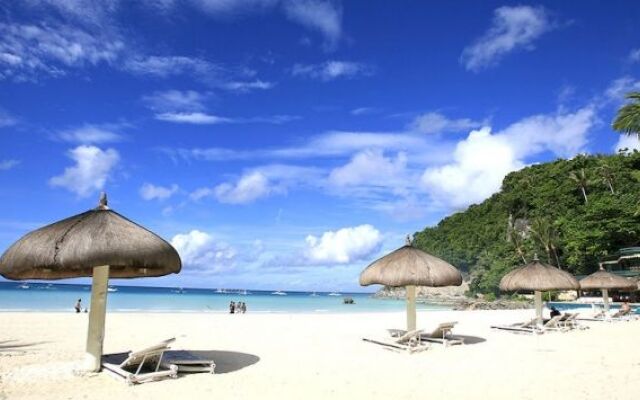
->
[1,309,639,400]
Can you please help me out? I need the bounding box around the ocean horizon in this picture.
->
[0,281,450,314]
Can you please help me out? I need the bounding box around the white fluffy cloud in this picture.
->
[171,230,236,273]
[303,224,382,265]
[139,183,179,201]
[292,61,373,81]
[422,107,597,208]
[615,135,640,153]
[49,145,120,197]
[142,90,207,112]
[213,171,274,204]
[57,124,123,144]
[328,150,408,188]
[605,76,640,103]
[460,5,554,72]
[410,112,485,134]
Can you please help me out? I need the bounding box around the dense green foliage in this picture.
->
[413,151,640,295]
[613,92,640,136]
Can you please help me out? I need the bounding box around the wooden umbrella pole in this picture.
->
[85,265,110,372]
[602,288,610,312]
[534,290,543,325]
[406,285,416,331]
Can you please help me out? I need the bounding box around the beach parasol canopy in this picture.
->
[499,255,579,324]
[579,265,636,311]
[0,193,181,371]
[360,236,462,331]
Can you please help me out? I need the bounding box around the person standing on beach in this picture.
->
[229,301,235,314]
[241,302,247,313]
[75,299,82,313]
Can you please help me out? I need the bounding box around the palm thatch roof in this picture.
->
[359,242,462,287]
[579,267,637,290]
[499,257,579,292]
[0,194,181,280]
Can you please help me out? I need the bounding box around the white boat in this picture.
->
[18,283,30,289]
[215,288,228,294]
[328,292,341,296]
[172,287,185,294]
[310,292,319,297]
[272,290,287,296]
[107,287,118,293]
[238,289,250,295]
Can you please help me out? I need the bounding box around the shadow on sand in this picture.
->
[451,335,486,345]
[0,339,47,355]
[166,350,260,374]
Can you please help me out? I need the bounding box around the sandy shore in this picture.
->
[1,309,639,400]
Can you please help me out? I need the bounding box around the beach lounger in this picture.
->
[419,322,464,347]
[363,329,429,354]
[102,338,178,385]
[491,318,542,334]
[540,315,567,332]
[161,350,216,374]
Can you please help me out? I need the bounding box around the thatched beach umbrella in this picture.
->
[0,193,181,371]
[359,237,462,331]
[579,265,636,311]
[500,255,579,324]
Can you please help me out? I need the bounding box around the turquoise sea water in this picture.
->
[0,282,450,313]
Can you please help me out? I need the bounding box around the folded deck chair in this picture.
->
[363,329,429,354]
[491,318,541,334]
[419,322,464,347]
[102,338,178,385]
[161,350,216,374]
[540,315,567,332]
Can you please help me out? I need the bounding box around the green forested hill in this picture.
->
[413,151,640,295]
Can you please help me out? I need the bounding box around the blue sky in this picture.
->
[0,1,639,292]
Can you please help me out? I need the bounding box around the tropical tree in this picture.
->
[530,218,562,269]
[613,92,640,136]
[507,226,528,264]
[596,162,616,194]
[569,169,589,204]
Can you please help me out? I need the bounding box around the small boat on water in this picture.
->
[107,287,118,293]
[172,287,185,294]
[215,288,228,294]
[238,289,250,295]
[328,292,341,296]
[17,283,30,289]
[310,292,319,297]
[272,290,287,296]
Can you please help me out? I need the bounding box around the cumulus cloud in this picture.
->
[303,224,382,265]
[282,0,342,49]
[49,145,119,197]
[211,172,274,204]
[292,61,373,81]
[410,112,485,135]
[57,124,123,144]
[139,183,179,200]
[171,230,236,274]
[0,160,20,171]
[328,150,408,189]
[604,76,640,103]
[422,107,596,208]
[615,135,640,153]
[460,5,554,72]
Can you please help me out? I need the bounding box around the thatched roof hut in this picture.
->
[360,237,462,331]
[0,193,181,372]
[499,256,579,324]
[579,266,636,311]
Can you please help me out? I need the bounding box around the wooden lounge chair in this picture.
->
[419,322,464,347]
[540,315,567,332]
[363,329,429,354]
[102,338,178,385]
[161,350,216,374]
[491,318,542,334]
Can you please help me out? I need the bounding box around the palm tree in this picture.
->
[613,92,640,136]
[569,169,589,204]
[596,162,616,194]
[507,228,527,264]
[530,218,562,269]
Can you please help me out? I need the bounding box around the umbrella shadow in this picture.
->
[166,350,260,374]
[451,335,486,345]
[0,339,48,355]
